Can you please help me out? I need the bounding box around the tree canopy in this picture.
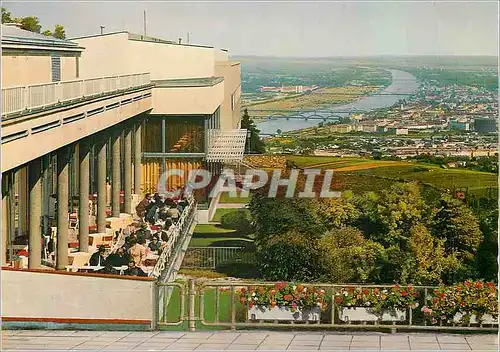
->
[249,181,494,285]
[241,108,265,154]
[1,7,66,39]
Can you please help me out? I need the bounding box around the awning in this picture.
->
[205,129,248,162]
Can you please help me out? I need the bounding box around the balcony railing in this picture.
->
[149,194,197,280]
[157,280,499,332]
[1,72,151,116]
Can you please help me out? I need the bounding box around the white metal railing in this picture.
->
[206,129,248,162]
[2,72,151,115]
[149,195,197,279]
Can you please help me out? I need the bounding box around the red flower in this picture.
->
[284,294,293,301]
[374,288,379,294]
[393,285,400,290]
[407,285,413,291]
[401,291,408,297]
[335,296,343,304]
[363,289,369,295]
[464,281,472,287]
[275,282,287,290]
[240,288,247,294]
[412,292,418,297]
[438,292,445,299]
[474,281,483,289]
[297,284,303,292]
[240,297,247,304]
[348,286,355,293]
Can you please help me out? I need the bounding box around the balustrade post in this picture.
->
[188,279,196,331]
[23,87,29,111]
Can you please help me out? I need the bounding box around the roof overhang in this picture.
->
[151,77,224,115]
[205,129,248,162]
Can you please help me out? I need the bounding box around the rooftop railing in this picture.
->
[1,72,151,116]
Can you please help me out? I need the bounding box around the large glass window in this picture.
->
[165,118,205,153]
[143,118,163,153]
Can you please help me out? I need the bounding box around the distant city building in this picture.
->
[259,85,319,93]
[387,127,409,135]
[450,120,470,131]
[474,118,497,133]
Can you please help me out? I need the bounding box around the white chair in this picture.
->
[69,213,79,230]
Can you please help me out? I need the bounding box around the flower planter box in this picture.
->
[248,306,321,321]
[453,313,498,325]
[338,307,406,322]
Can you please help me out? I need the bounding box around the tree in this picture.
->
[2,7,12,23]
[318,228,387,283]
[316,191,359,230]
[356,182,427,250]
[409,223,458,285]
[249,194,325,248]
[258,230,322,281]
[431,194,482,261]
[17,16,42,33]
[241,109,265,154]
[42,29,52,36]
[53,24,65,39]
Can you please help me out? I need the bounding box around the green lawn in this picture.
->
[163,287,247,329]
[189,224,254,248]
[219,191,252,204]
[211,208,250,222]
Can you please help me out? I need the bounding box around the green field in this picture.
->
[189,224,254,248]
[285,155,498,196]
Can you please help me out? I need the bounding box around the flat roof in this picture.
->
[70,31,214,49]
[2,24,82,50]
[152,77,224,88]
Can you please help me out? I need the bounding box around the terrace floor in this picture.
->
[2,330,498,351]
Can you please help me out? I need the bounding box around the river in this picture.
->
[255,69,419,135]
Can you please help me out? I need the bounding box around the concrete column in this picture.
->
[111,131,121,217]
[56,147,69,270]
[134,123,142,194]
[18,167,29,236]
[96,139,107,233]
[28,159,42,269]
[2,178,9,265]
[124,127,132,214]
[78,141,90,252]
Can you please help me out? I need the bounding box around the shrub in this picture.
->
[421,280,498,324]
[238,282,328,311]
[257,230,322,282]
[334,285,419,311]
[220,210,251,232]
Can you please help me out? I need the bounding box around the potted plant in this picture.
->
[334,285,419,323]
[12,254,22,269]
[421,280,498,325]
[239,282,328,322]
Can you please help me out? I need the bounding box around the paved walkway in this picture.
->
[2,330,498,351]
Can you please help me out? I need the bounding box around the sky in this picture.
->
[3,0,499,57]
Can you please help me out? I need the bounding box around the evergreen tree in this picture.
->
[240,109,265,154]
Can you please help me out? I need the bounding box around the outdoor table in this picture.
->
[143,253,159,267]
[68,252,92,268]
[65,265,128,274]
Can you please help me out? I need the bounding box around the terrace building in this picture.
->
[1,25,245,327]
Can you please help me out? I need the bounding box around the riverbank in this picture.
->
[255,69,419,134]
[246,85,384,120]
